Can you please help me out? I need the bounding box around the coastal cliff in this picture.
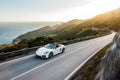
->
[96,31,120,80]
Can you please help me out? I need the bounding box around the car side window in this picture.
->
[56,44,59,48]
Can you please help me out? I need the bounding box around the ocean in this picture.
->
[0,22,60,45]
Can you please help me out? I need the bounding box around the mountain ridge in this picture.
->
[13,8,120,42]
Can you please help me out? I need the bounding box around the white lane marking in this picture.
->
[64,43,110,80]
[11,38,112,80]
[0,54,35,66]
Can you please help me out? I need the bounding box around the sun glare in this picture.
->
[47,0,120,21]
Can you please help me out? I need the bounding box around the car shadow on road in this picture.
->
[35,52,65,60]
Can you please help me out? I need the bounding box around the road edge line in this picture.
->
[0,54,35,66]
[64,43,111,80]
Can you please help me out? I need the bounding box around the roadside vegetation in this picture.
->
[66,28,110,40]
[0,36,54,52]
[70,44,111,80]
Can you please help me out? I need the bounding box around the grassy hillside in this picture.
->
[13,19,84,42]
[76,8,120,31]
[48,19,85,40]
[13,26,56,42]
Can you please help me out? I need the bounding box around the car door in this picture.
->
[56,46,62,54]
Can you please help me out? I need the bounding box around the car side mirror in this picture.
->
[55,46,58,49]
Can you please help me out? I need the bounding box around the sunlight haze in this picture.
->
[0,0,120,22]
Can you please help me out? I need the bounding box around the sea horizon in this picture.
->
[0,22,61,45]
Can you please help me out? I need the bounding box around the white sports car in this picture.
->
[36,43,66,58]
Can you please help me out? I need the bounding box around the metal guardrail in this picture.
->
[60,34,108,45]
[0,46,41,60]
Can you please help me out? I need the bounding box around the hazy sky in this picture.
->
[0,0,120,22]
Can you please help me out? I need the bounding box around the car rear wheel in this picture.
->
[61,48,65,53]
[49,52,53,58]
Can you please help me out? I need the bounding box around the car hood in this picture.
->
[36,47,51,55]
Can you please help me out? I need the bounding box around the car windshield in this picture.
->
[45,44,56,49]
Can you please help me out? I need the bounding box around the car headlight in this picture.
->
[44,51,48,54]
[36,51,38,54]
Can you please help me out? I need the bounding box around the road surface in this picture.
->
[0,33,115,80]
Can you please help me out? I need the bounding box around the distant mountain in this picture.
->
[13,26,54,43]
[13,8,120,42]
[13,19,84,42]
[76,8,120,31]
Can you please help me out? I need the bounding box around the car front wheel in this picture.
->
[49,52,53,58]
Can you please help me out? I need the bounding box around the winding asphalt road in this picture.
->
[0,33,115,80]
